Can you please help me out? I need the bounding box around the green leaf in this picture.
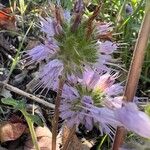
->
[145,104,150,116]
[27,114,44,127]
[1,98,25,110]
[18,0,27,15]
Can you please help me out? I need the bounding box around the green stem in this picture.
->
[118,0,143,31]
[6,21,34,83]
[97,135,108,150]
[22,111,40,150]
[116,0,127,26]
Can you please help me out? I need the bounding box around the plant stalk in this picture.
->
[112,1,150,150]
[52,76,65,150]
[5,21,33,83]
[22,111,40,150]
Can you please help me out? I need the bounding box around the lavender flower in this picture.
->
[97,41,118,55]
[94,40,119,72]
[23,39,59,65]
[82,103,123,139]
[104,96,123,109]
[63,10,71,23]
[60,68,123,132]
[80,67,123,98]
[35,59,64,91]
[40,17,62,37]
[23,1,121,98]
[95,22,113,36]
[22,1,150,142]
[125,4,133,15]
[60,93,94,130]
[23,44,50,65]
[115,102,150,138]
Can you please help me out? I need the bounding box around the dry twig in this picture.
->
[0,81,55,109]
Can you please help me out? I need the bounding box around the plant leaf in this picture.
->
[1,98,25,110]
[27,114,44,127]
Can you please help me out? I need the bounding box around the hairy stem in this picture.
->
[52,76,65,150]
[112,1,150,150]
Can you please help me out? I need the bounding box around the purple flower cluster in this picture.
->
[60,68,124,136]
[23,4,118,91]
[23,0,150,140]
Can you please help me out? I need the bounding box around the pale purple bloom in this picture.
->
[40,17,56,37]
[95,23,113,36]
[105,83,123,96]
[94,40,118,72]
[60,95,94,130]
[25,14,120,92]
[80,67,100,89]
[44,39,59,52]
[60,68,123,133]
[97,41,118,54]
[104,96,123,109]
[82,103,122,139]
[24,38,59,65]
[23,1,121,91]
[93,72,119,92]
[79,68,123,98]
[40,17,62,37]
[125,4,133,15]
[66,74,78,85]
[62,84,79,100]
[94,54,113,72]
[35,59,63,91]
[64,10,71,23]
[24,44,50,64]
[115,102,150,138]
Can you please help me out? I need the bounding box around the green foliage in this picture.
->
[2,98,43,150]
[1,98,43,127]
[145,103,150,117]
[18,0,27,15]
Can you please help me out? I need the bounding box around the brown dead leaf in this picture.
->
[24,126,60,150]
[62,126,90,150]
[0,8,16,30]
[0,121,26,143]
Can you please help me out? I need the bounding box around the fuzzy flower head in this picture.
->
[60,68,123,131]
[23,0,120,90]
[60,88,94,130]
[95,22,113,36]
[79,68,123,105]
[125,4,133,15]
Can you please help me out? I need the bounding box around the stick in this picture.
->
[112,1,150,149]
[0,81,55,109]
[52,76,64,150]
